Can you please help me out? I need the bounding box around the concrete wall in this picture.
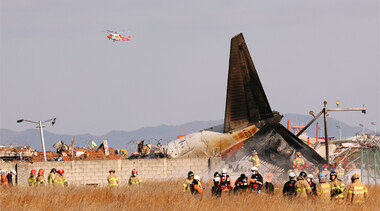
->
[16,158,223,186]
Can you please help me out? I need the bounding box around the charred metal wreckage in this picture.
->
[164,33,326,170]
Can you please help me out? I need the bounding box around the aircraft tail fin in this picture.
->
[224,33,273,133]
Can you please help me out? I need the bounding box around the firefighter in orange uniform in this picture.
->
[190,175,204,195]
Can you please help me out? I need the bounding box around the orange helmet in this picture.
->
[109,169,115,173]
[31,169,36,174]
[132,169,137,174]
[38,169,44,174]
[57,169,64,174]
[297,152,301,156]
[352,173,360,179]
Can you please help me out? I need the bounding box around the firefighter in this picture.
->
[7,170,16,187]
[211,172,222,197]
[128,169,142,185]
[350,163,357,172]
[48,168,57,186]
[264,173,275,194]
[303,163,310,174]
[183,171,194,192]
[28,169,37,187]
[107,169,119,187]
[346,173,368,204]
[321,164,330,176]
[307,174,317,198]
[234,174,254,193]
[329,171,345,200]
[251,151,260,167]
[53,169,68,187]
[335,162,345,178]
[36,169,45,186]
[312,166,320,179]
[283,172,297,197]
[344,164,350,173]
[219,168,233,192]
[0,170,8,187]
[293,152,305,166]
[294,171,312,199]
[250,166,263,192]
[190,175,204,195]
[316,173,331,201]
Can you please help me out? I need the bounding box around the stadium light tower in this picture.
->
[17,118,56,162]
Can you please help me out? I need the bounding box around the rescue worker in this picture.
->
[294,171,312,199]
[264,173,275,194]
[329,171,345,200]
[190,175,204,195]
[307,174,317,198]
[219,168,233,192]
[128,169,142,185]
[53,169,68,187]
[183,171,194,192]
[321,164,330,176]
[36,169,46,186]
[335,162,345,179]
[303,163,310,174]
[346,173,368,204]
[250,166,263,192]
[344,164,350,173]
[234,174,253,193]
[350,163,356,172]
[316,173,331,201]
[6,170,16,187]
[293,152,305,166]
[1,170,8,187]
[283,172,297,197]
[211,172,222,197]
[107,169,119,187]
[28,169,37,187]
[312,166,320,179]
[251,151,260,167]
[48,168,57,186]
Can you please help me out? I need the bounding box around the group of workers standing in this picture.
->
[0,169,16,187]
[283,170,368,204]
[27,168,68,187]
[183,166,272,197]
[107,168,142,186]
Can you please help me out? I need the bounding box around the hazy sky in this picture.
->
[1,0,379,136]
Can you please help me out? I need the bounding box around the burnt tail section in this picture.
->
[224,33,273,133]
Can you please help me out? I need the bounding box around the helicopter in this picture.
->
[105,30,131,42]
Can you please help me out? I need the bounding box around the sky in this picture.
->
[1,0,379,136]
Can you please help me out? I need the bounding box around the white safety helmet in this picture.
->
[0,169,3,174]
[308,174,313,179]
[214,177,220,182]
[11,170,16,175]
[289,172,296,178]
[194,175,200,181]
[251,166,258,171]
[222,168,227,174]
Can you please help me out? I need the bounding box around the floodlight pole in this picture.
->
[17,118,56,162]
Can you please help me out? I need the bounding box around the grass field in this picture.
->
[1,181,378,210]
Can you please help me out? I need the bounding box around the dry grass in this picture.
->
[1,180,379,210]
